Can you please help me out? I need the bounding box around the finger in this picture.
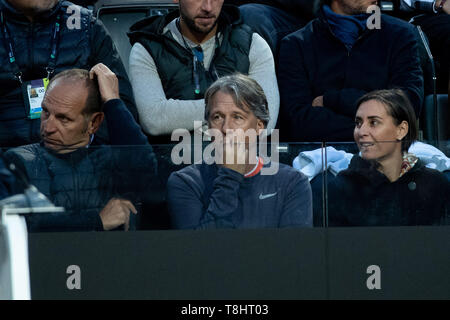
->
[129,202,137,215]
[121,200,138,214]
[99,63,112,75]
[90,65,104,80]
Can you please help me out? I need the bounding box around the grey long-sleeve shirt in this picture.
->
[129,19,280,137]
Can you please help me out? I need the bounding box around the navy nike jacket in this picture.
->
[167,162,312,229]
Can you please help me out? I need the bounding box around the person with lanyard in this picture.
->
[4,64,157,232]
[167,74,312,229]
[127,0,279,144]
[0,0,137,149]
[277,0,424,142]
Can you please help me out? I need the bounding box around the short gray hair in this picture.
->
[204,73,270,128]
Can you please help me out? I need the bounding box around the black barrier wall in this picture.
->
[28,226,450,300]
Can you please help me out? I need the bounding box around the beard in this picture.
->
[9,0,58,17]
[180,9,218,36]
[337,0,369,15]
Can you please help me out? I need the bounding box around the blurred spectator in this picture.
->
[0,150,16,200]
[4,65,157,232]
[277,0,424,142]
[70,0,97,7]
[0,0,137,148]
[234,0,314,61]
[400,0,450,95]
[167,74,312,229]
[127,0,279,144]
[328,89,449,226]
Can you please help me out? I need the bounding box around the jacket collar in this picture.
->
[340,155,425,187]
[316,5,376,44]
[40,140,95,162]
[0,0,63,24]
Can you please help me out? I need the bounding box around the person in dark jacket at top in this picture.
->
[167,73,312,229]
[400,0,450,97]
[232,0,315,61]
[328,89,449,226]
[0,0,137,148]
[277,0,424,142]
[127,0,279,144]
[4,64,157,232]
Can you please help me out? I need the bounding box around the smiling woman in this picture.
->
[353,89,417,182]
[327,89,449,227]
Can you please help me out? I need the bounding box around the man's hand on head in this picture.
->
[89,63,120,104]
[99,198,137,231]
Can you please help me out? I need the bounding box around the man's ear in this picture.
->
[256,119,265,136]
[396,120,409,141]
[88,112,104,135]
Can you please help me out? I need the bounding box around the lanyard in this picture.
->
[0,10,62,83]
[176,17,220,95]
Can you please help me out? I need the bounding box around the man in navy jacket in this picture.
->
[277,0,424,142]
[167,74,312,229]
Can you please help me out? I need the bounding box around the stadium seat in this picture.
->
[412,25,449,142]
[95,0,177,76]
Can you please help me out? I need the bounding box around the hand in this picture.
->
[435,0,450,14]
[89,63,120,103]
[312,96,324,107]
[220,134,249,175]
[99,198,137,231]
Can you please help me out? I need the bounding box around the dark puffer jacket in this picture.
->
[328,156,449,226]
[4,99,156,232]
[5,143,156,232]
[0,0,137,148]
[128,5,252,102]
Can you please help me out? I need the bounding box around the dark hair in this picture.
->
[356,89,418,152]
[204,73,270,128]
[48,69,102,116]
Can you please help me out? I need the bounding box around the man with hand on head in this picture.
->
[167,74,312,229]
[0,0,137,148]
[4,63,156,232]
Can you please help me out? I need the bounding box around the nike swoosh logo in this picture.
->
[259,192,277,200]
